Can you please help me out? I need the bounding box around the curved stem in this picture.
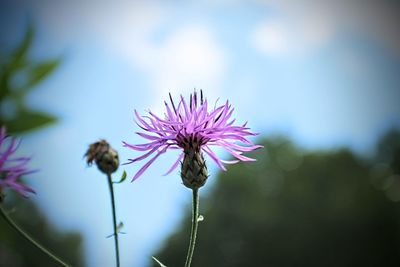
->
[0,205,71,267]
[106,173,120,267]
[184,188,199,267]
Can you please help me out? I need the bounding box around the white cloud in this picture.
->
[253,0,400,56]
[149,26,226,102]
[251,8,336,56]
[251,20,290,55]
[34,1,227,105]
[109,23,227,108]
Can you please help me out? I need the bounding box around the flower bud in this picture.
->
[85,140,119,174]
[181,150,208,189]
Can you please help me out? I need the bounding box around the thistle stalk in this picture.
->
[184,188,199,267]
[0,205,71,267]
[85,139,121,267]
[107,173,120,267]
[123,90,262,267]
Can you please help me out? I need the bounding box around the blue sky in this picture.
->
[1,1,400,266]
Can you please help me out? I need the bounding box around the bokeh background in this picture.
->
[1,1,400,266]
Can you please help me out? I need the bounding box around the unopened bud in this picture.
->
[181,150,208,189]
[85,140,119,174]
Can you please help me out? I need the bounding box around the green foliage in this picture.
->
[0,25,59,134]
[21,59,60,91]
[0,25,83,267]
[152,132,400,267]
[114,170,127,184]
[4,109,56,134]
[0,197,84,267]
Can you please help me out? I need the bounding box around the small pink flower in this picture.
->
[124,90,262,181]
[0,127,35,199]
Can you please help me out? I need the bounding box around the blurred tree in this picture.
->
[0,24,59,134]
[371,129,400,203]
[0,25,84,266]
[152,133,400,267]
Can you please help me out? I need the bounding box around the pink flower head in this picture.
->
[124,90,262,181]
[0,127,35,198]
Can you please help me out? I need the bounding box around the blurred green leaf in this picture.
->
[22,59,61,91]
[0,24,60,134]
[5,110,57,134]
[9,25,34,73]
[0,68,9,100]
[113,170,127,184]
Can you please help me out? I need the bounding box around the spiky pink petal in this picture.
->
[124,91,262,180]
[0,127,36,198]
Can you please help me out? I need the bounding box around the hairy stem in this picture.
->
[0,205,71,267]
[107,173,120,267]
[184,188,199,267]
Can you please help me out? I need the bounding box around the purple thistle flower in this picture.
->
[0,127,35,199]
[124,90,262,183]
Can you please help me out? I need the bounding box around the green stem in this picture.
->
[106,173,120,267]
[0,205,71,267]
[184,188,199,267]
